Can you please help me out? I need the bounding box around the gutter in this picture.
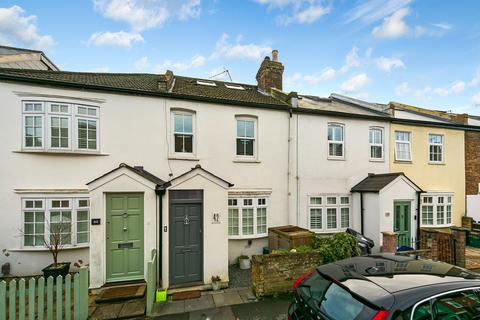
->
[416,191,421,250]
[155,187,166,287]
[360,192,364,234]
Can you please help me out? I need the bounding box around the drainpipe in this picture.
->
[155,187,166,287]
[360,192,364,234]
[416,191,421,250]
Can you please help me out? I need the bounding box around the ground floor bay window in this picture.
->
[308,194,351,232]
[22,197,90,247]
[421,193,453,227]
[228,197,268,238]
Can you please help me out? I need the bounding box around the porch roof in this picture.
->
[87,163,165,186]
[158,164,234,190]
[351,172,423,193]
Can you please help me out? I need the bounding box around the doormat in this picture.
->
[95,284,146,303]
[172,290,201,301]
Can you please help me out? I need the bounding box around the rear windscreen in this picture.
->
[299,273,379,320]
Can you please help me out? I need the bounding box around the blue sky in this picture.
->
[1,0,480,114]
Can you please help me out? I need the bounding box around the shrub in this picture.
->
[271,249,290,255]
[312,233,359,263]
[294,245,314,253]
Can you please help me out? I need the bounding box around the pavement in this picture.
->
[152,294,292,320]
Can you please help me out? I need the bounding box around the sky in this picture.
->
[1,0,480,114]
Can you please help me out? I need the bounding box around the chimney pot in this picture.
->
[272,50,278,61]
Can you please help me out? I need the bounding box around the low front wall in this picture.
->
[251,252,323,297]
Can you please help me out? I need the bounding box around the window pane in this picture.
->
[447,205,452,224]
[341,208,349,228]
[371,146,382,159]
[183,114,193,133]
[237,139,254,156]
[228,208,239,236]
[243,199,253,206]
[25,116,43,148]
[228,199,237,206]
[174,134,193,153]
[237,120,245,137]
[174,114,184,132]
[257,207,267,234]
[340,197,349,205]
[24,235,34,246]
[437,206,445,224]
[310,208,322,229]
[77,221,88,232]
[245,120,254,138]
[78,106,87,115]
[327,197,336,205]
[327,208,337,229]
[422,206,434,225]
[242,208,254,235]
[77,233,88,244]
[77,210,88,221]
[329,143,343,157]
[310,197,322,205]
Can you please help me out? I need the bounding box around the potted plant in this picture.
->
[211,275,221,291]
[238,255,251,270]
[41,220,71,279]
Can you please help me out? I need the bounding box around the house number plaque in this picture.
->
[91,218,101,225]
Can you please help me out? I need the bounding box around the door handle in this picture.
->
[123,227,128,231]
[184,215,190,225]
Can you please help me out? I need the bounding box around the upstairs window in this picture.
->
[236,117,256,157]
[429,134,444,163]
[394,131,411,161]
[22,101,99,152]
[328,124,344,159]
[173,111,194,154]
[369,127,383,160]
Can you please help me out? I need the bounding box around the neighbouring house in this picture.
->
[387,102,469,241]
[0,45,59,71]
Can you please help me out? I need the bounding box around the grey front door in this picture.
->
[169,190,203,285]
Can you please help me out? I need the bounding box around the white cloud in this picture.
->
[341,73,370,92]
[286,67,336,86]
[134,56,149,70]
[211,34,271,61]
[155,54,205,72]
[431,23,452,31]
[395,82,409,96]
[414,85,432,100]
[339,47,361,74]
[256,0,330,25]
[345,0,411,24]
[372,7,410,39]
[93,0,201,32]
[376,56,405,72]
[0,5,53,50]
[434,81,466,96]
[473,92,480,106]
[88,31,144,47]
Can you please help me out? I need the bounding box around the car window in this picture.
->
[320,282,365,319]
[433,289,480,319]
[411,301,432,320]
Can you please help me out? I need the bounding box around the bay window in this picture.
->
[22,101,99,152]
[421,193,453,227]
[228,197,267,238]
[328,123,344,159]
[22,197,90,247]
[309,195,350,232]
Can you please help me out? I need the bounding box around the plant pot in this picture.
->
[42,262,71,280]
[211,281,221,291]
[239,258,251,270]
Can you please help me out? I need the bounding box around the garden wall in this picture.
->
[251,252,323,297]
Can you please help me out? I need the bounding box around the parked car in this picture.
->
[288,253,480,319]
[346,228,375,255]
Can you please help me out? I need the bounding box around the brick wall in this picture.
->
[251,252,323,297]
[419,228,467,267]
[465,131,480,195]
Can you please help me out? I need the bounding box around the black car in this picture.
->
[288,253,480,320]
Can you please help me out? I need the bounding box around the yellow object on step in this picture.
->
[156,288,168,302]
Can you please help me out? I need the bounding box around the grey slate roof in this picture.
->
[0,68,289,108]
[87,163,165,186]
[351,173,422,192]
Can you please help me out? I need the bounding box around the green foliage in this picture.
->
[311,233,360,263]
[271,249,290,255]
[294,245,314,253]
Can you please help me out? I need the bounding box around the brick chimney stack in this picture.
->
[256,50,284,93]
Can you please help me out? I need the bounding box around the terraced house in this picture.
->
[0,47,477,290]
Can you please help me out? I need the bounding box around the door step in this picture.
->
[95,283,146,303]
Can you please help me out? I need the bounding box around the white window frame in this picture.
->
[420,193,453,227]
[428,133,444,164]
[235,116,257,159]
[227,197,268,239]
[22,199,46,247]
[21,196,90,248]
[327,123,345,160]
[75,105,100,151]
[21,100,100,153]
[171,110,196,156]
[394,130,412,161]
[369,127,384,161]
[308,194,351,233]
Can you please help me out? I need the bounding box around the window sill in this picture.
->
[394,160,412,164]
[420,224,453,229]
[10,244,89,252]
[327,157,345,161]
[228,234,267,240]
[311,228,349,233]
[14,150,109,156]
[168,156,200,161]
[233,158,261,163]
[428,162,445,165]
[369,158,385,163]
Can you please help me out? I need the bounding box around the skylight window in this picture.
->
[196,80,216,87]
[225,84,245,90]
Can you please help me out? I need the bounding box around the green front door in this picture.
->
[106,193,144,282]
[394,201,411,247]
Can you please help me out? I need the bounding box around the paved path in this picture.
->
[152,295,291,320]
